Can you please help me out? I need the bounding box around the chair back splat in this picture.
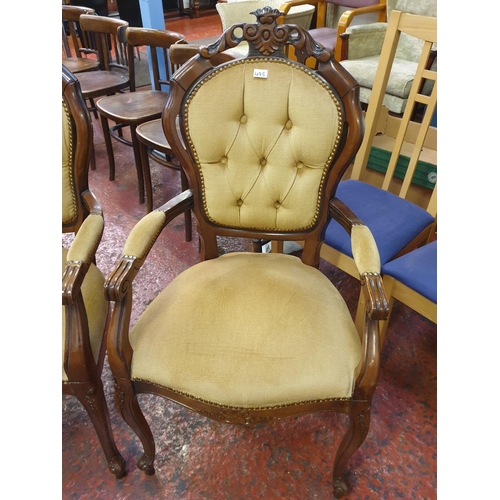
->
[104,8,389,498]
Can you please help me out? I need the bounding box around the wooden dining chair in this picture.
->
[77,14,130,118]
[62,65,126,479]
[103,8,390,498]
[62,5,101,74]
[96,27,186,208]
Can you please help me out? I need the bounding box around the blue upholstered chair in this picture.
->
[380,240,437,341]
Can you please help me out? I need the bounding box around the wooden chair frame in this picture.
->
[62,65,126,479]
[104,9,389,498]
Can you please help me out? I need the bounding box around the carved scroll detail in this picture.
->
[200,7,330,61]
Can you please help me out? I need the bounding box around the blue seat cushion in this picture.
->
[324,180,435,265]
[382,241,437,303]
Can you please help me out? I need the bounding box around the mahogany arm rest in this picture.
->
[104,190,194,302]
[82,189,102,217]
[329,198,388,321]
[335,3,387,60]
[62,213,105,305]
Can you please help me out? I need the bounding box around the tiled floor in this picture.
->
[62,11,437,500]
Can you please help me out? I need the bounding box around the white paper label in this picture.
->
[253,69,268,79]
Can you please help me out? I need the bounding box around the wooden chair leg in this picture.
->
[130,125,145,205]
[332,401,372,498]
[113,378,156,475]
[140,142,153,213]
[73,379,126,479]
[99,114,116,181]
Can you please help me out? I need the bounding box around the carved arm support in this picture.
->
[329,197,389,399]
[62,213,105,305]
[104,190,194,302]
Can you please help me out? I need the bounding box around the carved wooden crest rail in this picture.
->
[200,6,331,63]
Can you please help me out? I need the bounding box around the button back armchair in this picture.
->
[104,8,388,498]
[62,66,126,478]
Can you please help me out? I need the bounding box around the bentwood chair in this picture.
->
[62,5,100,74]
[96,27,186,208]
[62,66,126,479]
[77,14,130,118]
[380,239,437,342]
[104,9,389,498]
[313,10,437,333]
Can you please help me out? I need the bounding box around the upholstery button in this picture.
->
[296,161,304,169]
[260,158,267,167]
[220,156,228,164]
[274,201,281,209]
[285,120,292,130]
[240,115,247,124]
[236,199,243,206]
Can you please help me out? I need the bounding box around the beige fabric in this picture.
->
[62,247,108,382]
[62,100,77,225]
[185,60,342,231]
[351,225,380,275]
[122,210,167,258]
[67,214,105,264]
[130,252,361,408]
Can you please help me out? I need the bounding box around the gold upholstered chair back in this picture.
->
[164,7,364,262]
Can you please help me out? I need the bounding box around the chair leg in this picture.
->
[73,378,126,479]
[130,125,145,205]
[140,142,154,213]
[99,114,116,181]
[113,378,156,475]
[332,401,371,499]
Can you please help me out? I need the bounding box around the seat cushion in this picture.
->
[382,240,437,303]
[62,247,108,382]
[324,180,435,266]
[130,252,361,408]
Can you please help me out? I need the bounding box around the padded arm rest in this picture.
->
[62,213,104,304]
[104,190,194,302]
[342,22,387,60]
[329,198,388,321]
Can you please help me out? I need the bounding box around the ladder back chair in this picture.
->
[104,8,389,498]
[62,65,126,479]
[289,10,437,333]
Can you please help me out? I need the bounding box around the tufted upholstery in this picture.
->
[62,100,77,226]
[185,59,342,231]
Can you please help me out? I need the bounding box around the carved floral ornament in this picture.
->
[201,7,330,61]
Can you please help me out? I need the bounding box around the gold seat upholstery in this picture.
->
[130,252,361,407]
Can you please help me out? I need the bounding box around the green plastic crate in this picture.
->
[367,147,437,190]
